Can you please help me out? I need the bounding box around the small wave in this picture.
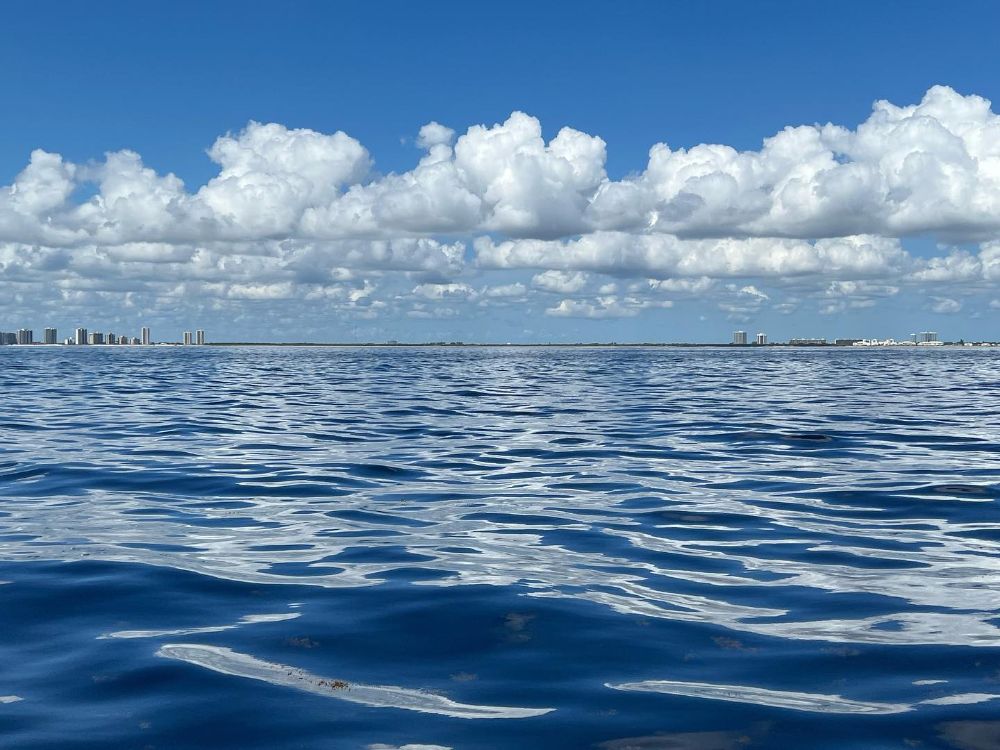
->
[607,679,911,714]
[99,612,299,639]
[156,644,553,719]
[609,679,1000,714]
[921,693,1000,706]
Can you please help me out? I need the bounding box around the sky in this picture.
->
[2,0,1000,343]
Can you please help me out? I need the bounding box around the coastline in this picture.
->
[3,342,997,349]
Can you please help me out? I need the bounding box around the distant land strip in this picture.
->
[200,341,998,348]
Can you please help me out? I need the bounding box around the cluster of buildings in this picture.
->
[850,332,943,346]
[0,327,207,346]
[732,331,769,345]
[725,331,1000,346]
[732,331,952,346]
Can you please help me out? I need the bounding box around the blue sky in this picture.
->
[2,1,1000,342]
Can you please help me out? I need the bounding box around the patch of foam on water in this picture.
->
[920,693,1000,706]
[157,643,553,719]
[0,695,22,704]
[608,679,912,714]
[99,612,299,639]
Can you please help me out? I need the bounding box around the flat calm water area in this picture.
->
[2,346,1000,750]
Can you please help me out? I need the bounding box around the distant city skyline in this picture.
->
[4,320,997,346]
[0,325,207,346]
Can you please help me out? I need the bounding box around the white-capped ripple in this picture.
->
[156,643,553,719]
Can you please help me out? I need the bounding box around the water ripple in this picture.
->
[2,346,1000,747]
[157,643,554,718]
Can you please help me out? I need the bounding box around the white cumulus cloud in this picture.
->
[3,86,1000,330]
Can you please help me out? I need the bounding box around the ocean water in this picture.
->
[1,345,999,750]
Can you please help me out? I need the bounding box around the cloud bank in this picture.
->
[2,85,999,333]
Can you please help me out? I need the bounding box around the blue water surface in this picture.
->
[1,346,999,749]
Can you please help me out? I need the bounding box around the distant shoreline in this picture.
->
[203,342,994,348]
[4,341,998,349]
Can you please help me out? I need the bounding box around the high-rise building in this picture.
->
[88,332,104,345]
[3,332,16,345]
[732,331,748,345]
[141,327,151,345]
[44,328,57,345]
[107,333,117,345]
[183,331,192,345]
[120,335,129,345]
[0,331,6,345]
[17,329,33,345]
[130,337,141,345]
[196,329,205,345]
[75,328,88,345]
[755,333,767,345]
[917,331,939,343]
